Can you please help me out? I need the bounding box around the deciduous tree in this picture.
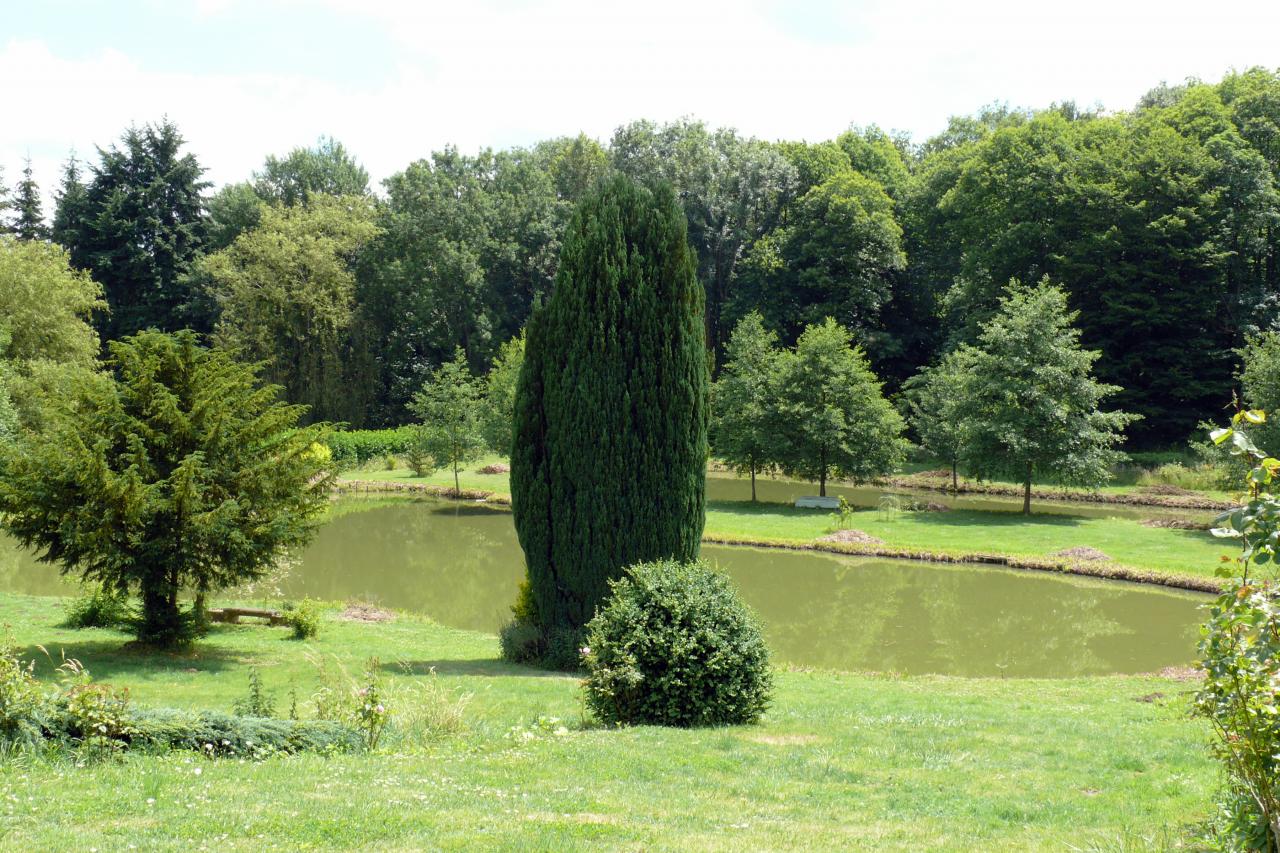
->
[408,349,487,494]
[773,317,907,496]
[712,312,781,501]
[956,279,1137,513]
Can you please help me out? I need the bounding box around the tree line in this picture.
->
[5,67,1280,447]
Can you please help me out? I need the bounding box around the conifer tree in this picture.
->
[62,121,210,339]
[50,154,88,250]
[12,158,47,241]
[0,331,333,646]
[510,175,707,665]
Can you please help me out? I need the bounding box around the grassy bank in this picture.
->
[703,501,1230,583]
[337,465,1232,586]
[0,593,1214,851]
[340,457,1238,509]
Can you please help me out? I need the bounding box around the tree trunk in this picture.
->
[951,460,958,494]
[454,460,460,496]
[1023,464,1033,515]
[750,462,757,503]
[819,447,827,497]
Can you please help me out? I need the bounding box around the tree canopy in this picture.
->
[511,174,707,666]
[772,317,907,495]
[956,279,1138,513]
[0,331,333,646]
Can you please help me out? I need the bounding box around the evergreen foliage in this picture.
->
[582,559,772,727]
[49,154,88,251]
[510,174,708,666]
[712,312,781,501]
[57,121,210,339]
[11,158,46,241]
[773,317,908,496]
[956,279,1138,514]
[0,331,333,646]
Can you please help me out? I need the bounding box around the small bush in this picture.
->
[61,587,131,630]
[1134,462,1225,493]
[498,619,544,664]
[324,427,417,469]
[582,559,772,727]
[352,658,389,750]
[131,709,361,757]
[286,598,321,640]
[232,667,276,717]
[0,641,45,748]
[388,667,470,746]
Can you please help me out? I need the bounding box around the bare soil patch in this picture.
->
[1053,546,1111,562]
[1138,484,1196,497]
[817,529,886,545]
[340,602,396,623]
[1139,518,1206,530]
[478,463,510,475]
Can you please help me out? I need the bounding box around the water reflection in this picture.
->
[0,497,1206,677]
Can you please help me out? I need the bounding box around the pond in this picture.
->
[0,497,1207,678]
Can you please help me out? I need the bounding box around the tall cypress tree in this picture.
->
[12,158,47,241]
[510,175,707,664]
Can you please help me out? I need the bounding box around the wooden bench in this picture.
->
[207,607,289,626]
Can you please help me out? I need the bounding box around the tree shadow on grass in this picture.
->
[382,658,572,679]
[19,636,246,681]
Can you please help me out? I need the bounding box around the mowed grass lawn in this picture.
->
[341,463,1231,582]
[0,593,1215,851]
[705,501,1230,580]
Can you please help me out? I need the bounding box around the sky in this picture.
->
[3,0,1280,200]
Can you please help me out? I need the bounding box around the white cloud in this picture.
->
[3,0,1279,202]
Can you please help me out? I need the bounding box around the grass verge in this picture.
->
[0,592,1215,851]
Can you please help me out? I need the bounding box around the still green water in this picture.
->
[0,497,1206,677]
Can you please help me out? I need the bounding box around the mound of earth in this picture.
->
[1053,546,1111,562]
[478,463,510,475]
[907,500,951,512]
[340,602,396,623]
[817,529,885,545]
[913,469,953,481]
[1139,518,1206,530]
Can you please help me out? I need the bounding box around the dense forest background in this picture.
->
[4,67,1280,448]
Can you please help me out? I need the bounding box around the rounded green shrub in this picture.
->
[582,559,772,727]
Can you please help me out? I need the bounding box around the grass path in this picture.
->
[0,593,1214,851]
